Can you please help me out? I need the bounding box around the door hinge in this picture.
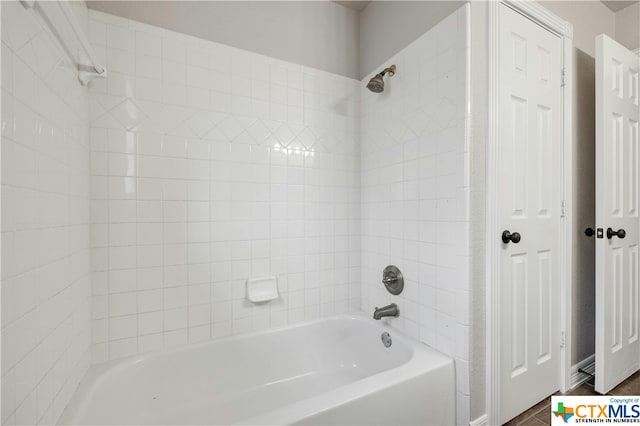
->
[561,68,567,86]
[560,200,566,217]
[560,331,566,348]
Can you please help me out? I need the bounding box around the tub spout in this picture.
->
[373,303,399,320]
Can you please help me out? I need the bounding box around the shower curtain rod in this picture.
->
[20,0,107,85]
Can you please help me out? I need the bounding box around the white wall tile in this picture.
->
[89,9,361,362]
[1,3,92,425]
[136,32,161,58]
[109,293,137,317]
[109,337,137,359]
[89,19,107,46]
[109,315,137,339]
[359,6,469,422]
[107,47,135,75]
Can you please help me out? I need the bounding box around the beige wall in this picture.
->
[542,0,616,56]
[86,0,638,79]
[569,47,598,367]
[358,1,464,78]
[615,2,640,51]
[468,2,488,420]
[87,1,360,79]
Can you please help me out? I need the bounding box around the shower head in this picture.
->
[366,64,396,93]
[366,74,385,93]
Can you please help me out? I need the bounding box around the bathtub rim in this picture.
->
[76,312,443,380]
[59,312,454,425]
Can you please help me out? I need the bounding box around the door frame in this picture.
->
[485,1,574,424]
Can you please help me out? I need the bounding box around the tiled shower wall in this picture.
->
[1,1,92,424]
[87,11,360,362]
[359,6,470,424]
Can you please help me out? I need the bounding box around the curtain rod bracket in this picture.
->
[19,0,36,9]
[25,0,108,86]
[78,65,107,86]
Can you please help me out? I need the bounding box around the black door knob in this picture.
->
[502,230,521,244]
[606,228,626,239]
[585,228,595,237]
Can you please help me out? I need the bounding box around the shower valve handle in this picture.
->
[502,230,521,244]
[606,228,626,239]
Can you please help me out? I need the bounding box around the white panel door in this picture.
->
[498,5,563,423]
[595,34,640,394]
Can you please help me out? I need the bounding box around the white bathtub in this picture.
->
[59,314,455,425]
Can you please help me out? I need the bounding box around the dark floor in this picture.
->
[504,371,640,426]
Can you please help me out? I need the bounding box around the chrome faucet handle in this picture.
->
[382,265,404,295]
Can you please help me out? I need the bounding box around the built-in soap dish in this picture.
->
[246,276,278,303]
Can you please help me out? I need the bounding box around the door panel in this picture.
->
[538,250,552,363]
[498,4,563,423]
[595,34,640,394]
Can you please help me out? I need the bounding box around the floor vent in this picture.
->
[578,360,596,387]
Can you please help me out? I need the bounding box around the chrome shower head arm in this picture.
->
[381,64,396,77]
